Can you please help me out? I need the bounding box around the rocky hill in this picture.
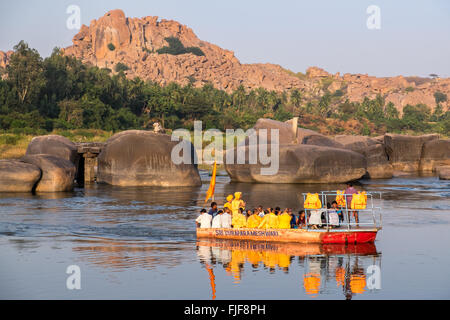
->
[1,9,449,113]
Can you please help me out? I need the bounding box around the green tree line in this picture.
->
[0,41,448,136]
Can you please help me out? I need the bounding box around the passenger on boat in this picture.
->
[232,207,247,229]
[327,202,340,227]
[196,209,212,228]
[332,201,344,223]
[257,209,279,229]
[289,209,297,229]
[278,209,292,229]
[247,210,262,228]
[297,210,306,228]
[224,195,233,212]
[208,202,218,217]
[222,208,232,228]
[345,183,359,224]
[257,206,265,217]
[308,209,322,229]
[275,207,281,215]
[231,192,246,216]
[211,209,224,228]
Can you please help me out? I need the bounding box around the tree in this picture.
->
[115,62,129,73]
[7,41,46,108]
[290,89,302,107]
[402,104,431,131]
[434,91,447,104]
[384,102,399,120]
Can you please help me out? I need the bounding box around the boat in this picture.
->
[197,191,382,244]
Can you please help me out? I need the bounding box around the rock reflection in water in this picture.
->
[72,238,193,271]
[196,239,380,299]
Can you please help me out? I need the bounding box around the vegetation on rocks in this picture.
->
[156,37,205,57]
[0,40,448,151]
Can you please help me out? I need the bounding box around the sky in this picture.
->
[0,0,449,78]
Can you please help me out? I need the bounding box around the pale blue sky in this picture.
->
[0,0,449,77]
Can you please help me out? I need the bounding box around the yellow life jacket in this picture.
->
[336,190,346,207]
[232,213,247,229]
[304,193,322,209]
[278,213,292,229]
[258,213,279,229]
[247,214,262,228]
[351,191,367,209]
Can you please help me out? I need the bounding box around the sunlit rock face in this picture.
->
[0,160,42,192]
[97,130,201,187]
[384,133,439,172]
[419,139,450,172]
[225,143,366,184]
[21,154,76,192]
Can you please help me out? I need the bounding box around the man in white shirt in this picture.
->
[196,209,212,228]
[211,210,224,228]
[257,205,265,218]
[221,208,232,228]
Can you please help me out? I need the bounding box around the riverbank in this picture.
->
[0,130,113,159]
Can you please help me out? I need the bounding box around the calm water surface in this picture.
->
[0,171,449,299]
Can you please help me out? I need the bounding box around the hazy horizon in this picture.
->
[0,0,449,78]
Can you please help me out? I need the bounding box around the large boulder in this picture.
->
[334,135,379,153]
[362,144,394,179]
[251,118,343,148]
[26,135,79,165]
[437,166,450,180]
[252,118,297,144]
[21,155,76,192]
[384,134,439,172]
[225,144,366,184]
[0,160,42,192]
[419,139,450,172]
[334,135,393,179]
[97,130,201,187]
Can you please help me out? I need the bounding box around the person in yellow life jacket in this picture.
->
[232,208,247,229]
[278,209,292,229]
[231,192,246,216]
[224,195,233,212]
[247,209,262,228]
[258,209,279,229]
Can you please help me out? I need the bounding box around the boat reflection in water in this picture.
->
[196,239,381,300]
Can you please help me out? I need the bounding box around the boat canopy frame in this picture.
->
[301,191,382,231]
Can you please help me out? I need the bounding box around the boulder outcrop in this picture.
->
[21,155,76,192]
[384,134,439,172]
[26,135,79,166]
[362,144,394,179]
[419,139,450,172]
[0,160,42,192]
[97,130,201,187]
[225,144,366,184]
[334,135,393,179]
[251,118,343,148]
[437,166,450,180]
[334,135,379,154]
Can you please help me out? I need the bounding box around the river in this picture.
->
[0,171,449,299]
